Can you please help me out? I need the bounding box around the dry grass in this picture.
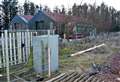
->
[59,37,120,73]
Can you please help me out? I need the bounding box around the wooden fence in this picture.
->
[0,30,55,68]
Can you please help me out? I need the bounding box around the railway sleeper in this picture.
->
[54,72,74,82]
[79,75,93,82]
[74,73,88,82]
[61,72,78,82]
[69,73,83,82]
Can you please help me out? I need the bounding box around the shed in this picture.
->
[10,15,33,30]
[29,11,55,30]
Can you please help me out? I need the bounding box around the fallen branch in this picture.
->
[71,43,106,57]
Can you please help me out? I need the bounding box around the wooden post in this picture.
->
[27,30,31,57]
[48,48,51,77]
[13,32,17,65]
[25,31,28,62]
[47,30,51,77]
[0,38,2,68]
[1,33,5,67]
[9,33,13,65]
[5,30,10,82]
[17,32,22,63]
[21,32,25,63]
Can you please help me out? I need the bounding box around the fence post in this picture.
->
[1,32,5,67]
[47,30,51,77]
[13,32,17,65]
[5,30,10,82]
[0,38,2,68]
[9,33,13,65]
[27,30,31,57]
[21,32,25,63]
[25,30,28,62]
[17,32,22,63]
[48,47,51,77]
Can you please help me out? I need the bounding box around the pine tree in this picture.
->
[53,6,59,13]
[23,0,30,15]
[68,9,72,15]
[2,0,10,29]
[72,3,77,16]
[43,6,50,13]
[40,4,42,11]
[29,2,35,15]
[9,0,18,21]
[61,5,66,14]
[2,0,18,29]
[0,5,3,30]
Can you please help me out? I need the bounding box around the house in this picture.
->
[29,11,76,34]
[29,10,96,38]
[10,15,33,30]
[29,11,80,37]
[10,10,96,38]
[29,11,55,30]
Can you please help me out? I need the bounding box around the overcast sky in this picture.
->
[4,0,120,10]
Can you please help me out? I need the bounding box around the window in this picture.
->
[35,20,44,30]
[14,23,20,30]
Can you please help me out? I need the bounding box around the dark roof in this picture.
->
[46,13,66,23]
[11,15,33,25]
[20,15,33,21]
[45,12,82,24]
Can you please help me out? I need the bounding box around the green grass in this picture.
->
[25,47,33,68]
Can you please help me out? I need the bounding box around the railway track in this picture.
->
[46,71,105,82]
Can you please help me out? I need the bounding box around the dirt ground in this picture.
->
[59,32,120,73]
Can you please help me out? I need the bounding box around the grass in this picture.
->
[59,52,111,72]
[0,47,34,81]
[25,47,33,68]
[59,39,114,72]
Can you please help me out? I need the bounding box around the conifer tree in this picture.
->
[23,0,30,15]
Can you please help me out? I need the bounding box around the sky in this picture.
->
[1,0,120,11]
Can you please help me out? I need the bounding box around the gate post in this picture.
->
[5,30,10,82]
[47,30,51,77]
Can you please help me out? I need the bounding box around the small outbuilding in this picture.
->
[10,15,33,30]
[29,11,55,30]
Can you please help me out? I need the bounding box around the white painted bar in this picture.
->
[30,32,32,45]
[48,48,51,77]
[13,32,17,65]
[71,43,106,57]
[0,39,2,68]
[1,33,6,67]
[9,33,13,65]
[17,32,22,63]
[25,31,28,62]
[27,30,30,56]
[21,32,25,63]
[5,30,10,82]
